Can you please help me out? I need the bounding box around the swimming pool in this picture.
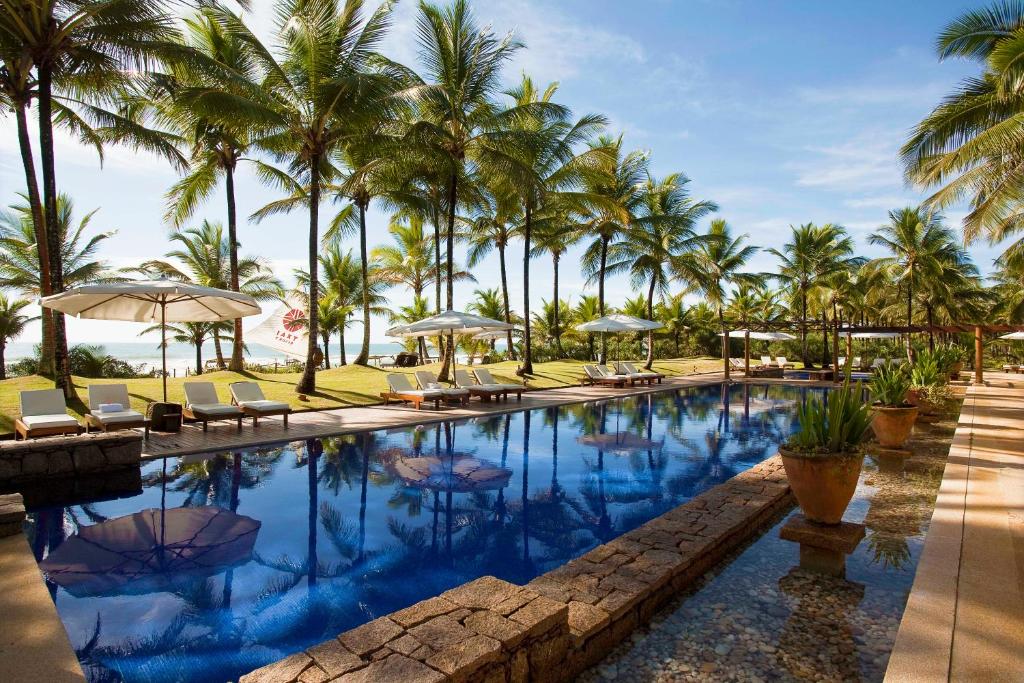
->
[24,383,818,683]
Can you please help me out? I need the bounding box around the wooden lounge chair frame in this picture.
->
[471,368,524,401]
[229,382,291,428]
[618,361,664,383]
[14,389,84,441]
[183,382,244,432]
[84,384,150,437]
[582,365,626,387]
[382,374,443,410]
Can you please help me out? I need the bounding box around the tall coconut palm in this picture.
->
[403,0,524,380]
[574,295,602,361]
[133,220,284,368]
[580,135,648,363]
[139,320,229,376]
[869,207,959,359]
[498,76,607,374]
[0,193,116,296]
[676,219,760,379]
[389,295,433,361]
[768,222,855,368]
[1,0,183,397]
[187,0,397,394]
[655,293,691,357]
[0,294,37,380]
[901,2,1024,247]
[606,173,716,368]
[373,214,474,301]
[530,202,581,359]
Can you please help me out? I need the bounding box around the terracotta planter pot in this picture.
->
[871,405,919,448]
[780,448,864,525]
[904,388,920,406]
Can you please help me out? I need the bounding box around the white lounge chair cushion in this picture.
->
[90,409,144,424]
[230,382,267,403]
[620,362,659,377]
[88,384,131,411]
[387,374,444,397]
[236,399,291,413]
[20,389,69,417]
[184,382,222,406]
[474,369,521,390]
[402,390,443,398]
[21,414,80,430]
[189,404,242,416]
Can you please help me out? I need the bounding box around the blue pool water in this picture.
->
[25,383,819,683]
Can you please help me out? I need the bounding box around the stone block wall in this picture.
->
[240,455,793,683]
[0,493,25,537]
[0,432,142,488]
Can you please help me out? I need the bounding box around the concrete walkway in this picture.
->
[886,373,1024,682]
[141,374,725,459]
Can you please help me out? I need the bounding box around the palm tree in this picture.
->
[140,321,227,376]
[403,0,523,380]
[768,223,854,367]
[389,295,432,361]
[373,215,434,300]
[901,2,1024,247]
[530,203,582,359]
[188,0,397,394]
[145,7,263,372]
[0,294,37,380]
[581,135,648,363]
[1,0,183,398]
[677,219,759,379]
[316,294,343,369]
[468,288,513,354]
[869,207,959,359]
[133,221,284,368]
[574,295,602,360]
[655,293,691,357]
[0,193,117,296]
[606,173,716,368]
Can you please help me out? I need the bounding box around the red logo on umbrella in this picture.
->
[283,308,306,332]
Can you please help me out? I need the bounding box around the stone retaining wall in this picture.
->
[0,432,142,488]
[240,456,793,683]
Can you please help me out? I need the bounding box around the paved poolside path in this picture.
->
[886,373,1024,682]
[141,373,727,459]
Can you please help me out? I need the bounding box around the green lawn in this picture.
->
[0,357,724,436]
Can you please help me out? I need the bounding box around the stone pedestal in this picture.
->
[870,447,912,473]
[779,514,865,578]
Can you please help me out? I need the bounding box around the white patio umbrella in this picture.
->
[576,314,663,365]
[472,327,522,341]
[40,280,261,402]
[716,330,796,341]
[387,310,513,376]
[850,331,903,339]
[999,331,1024,340]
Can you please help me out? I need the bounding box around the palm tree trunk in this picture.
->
[195,339,203,375]
[645,278,656,369]
[499,243,516,360]
[297,156,320,394]
[321,332,331,369]
[0,341,6,381]
[821,310,828,366]
[906,280,914,362]
[339,325,347,365]
[226,162,245,372]
[15,101,54,377]
[213,329,225,369]
[354,201,371,366]
[720,307,730,380]
[552,252,563,358]
[800,286,809,369]
[520,204,533,375]
[927,304,935,351]
[37,62,75,400]
[432,216,444,362]
[438,173,457,382]
[598,235,609,364]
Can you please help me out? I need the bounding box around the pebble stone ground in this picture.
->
[578,417,955,682]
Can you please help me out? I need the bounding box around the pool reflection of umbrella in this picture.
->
[577,431,663,454]
[394,453,512,492]
[39,507,261,597]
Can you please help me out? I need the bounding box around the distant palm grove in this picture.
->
[3,0,1024,396]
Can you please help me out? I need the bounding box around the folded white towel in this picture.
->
[425,382,443,390]
[98,403,124,414]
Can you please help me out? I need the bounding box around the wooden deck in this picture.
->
[142,374,726,459]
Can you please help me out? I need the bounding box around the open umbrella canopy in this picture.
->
[577,431,664,454]
[1000,332,1024,340]
[394,453,512,492]
[717,330,796,340]
[39,507,261,598]
[472,327,522,341]
[387,310,512,338]
[576,314,663,333]
[850,331,903,339]
[39,280,261,322]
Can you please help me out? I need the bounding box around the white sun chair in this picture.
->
[728,358,747,372]
[760,355,773,368]
[454,369,507,401]
[870,358,886,370]
[414,370,470,404]
[776,357,795,369]
[85,384,149,436]
[582,364,626,387]
[15,389,83,441]
[598,364,652,386]
[229,381,291,427]
[617,361,664,383]
[473,367,524,399]
[183,382,244,431]
[382,374,443,410]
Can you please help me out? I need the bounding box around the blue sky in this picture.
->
[0,0,1000,345]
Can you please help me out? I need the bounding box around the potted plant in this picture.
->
[943,344,966,380]
[869,363,919,448]
[779,381,873,525]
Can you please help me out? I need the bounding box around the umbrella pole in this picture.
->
[161,299,168,403]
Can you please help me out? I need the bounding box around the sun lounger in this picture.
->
[760,356,773,368]
[776,357,794,369]
[414,371,470,404]
[870,358,886,370]
[183,382,244,431]
[382,374,443,410]
[582,364,626,387]
[597,364,652,386]
[15,389,83,440]
[728,358,747,373]
[618,361,664,383]
[852,356,862,370]
[473,368,524,400]
[85,384,149,437]
[229,381,291,427]
[454,369,506,401]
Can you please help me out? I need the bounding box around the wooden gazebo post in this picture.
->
[975,325,984,385]
[744,330,751,377]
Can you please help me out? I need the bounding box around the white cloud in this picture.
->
[843,195,915,210]
[796,82,947,106]
[789,132,904,192]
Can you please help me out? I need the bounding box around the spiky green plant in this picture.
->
[869,363,912,407]
[786,382,872,455]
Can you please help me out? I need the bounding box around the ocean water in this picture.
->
[25,383,819,683]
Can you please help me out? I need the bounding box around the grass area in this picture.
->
[0,357,724,436]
